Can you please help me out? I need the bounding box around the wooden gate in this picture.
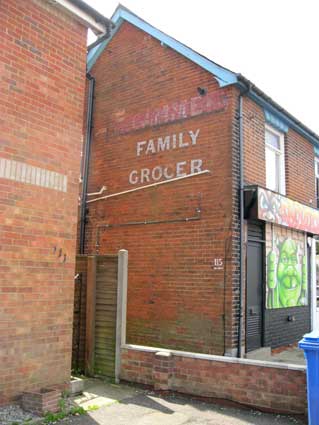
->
[72,250,127,381]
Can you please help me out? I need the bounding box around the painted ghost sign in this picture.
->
[266,231,308,309]
[128,128,204,185]
[258,187,319,235]
[114,91,227,135]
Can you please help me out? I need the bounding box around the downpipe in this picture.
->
[79,74,95,254]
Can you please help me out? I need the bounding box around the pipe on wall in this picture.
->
[94,194,203,253]
[87,170,211,204]
[79,74,95,254]
[237,84,251,358]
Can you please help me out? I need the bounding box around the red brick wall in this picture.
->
[243,97,266,187]
[121,345,307,415]
[85,22,238,355]
[285,128,316,206]
[0,0,87,404]
[243,97,316,206]
[229,90,241,354]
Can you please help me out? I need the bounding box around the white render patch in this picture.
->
[0,158,67,192]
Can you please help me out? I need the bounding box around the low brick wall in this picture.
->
[22,388,61,415]
[121,344,307,415]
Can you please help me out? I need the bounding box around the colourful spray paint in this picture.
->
[267,238,307,309]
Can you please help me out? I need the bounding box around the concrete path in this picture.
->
[246,347,306,366]
[61,379,306,425]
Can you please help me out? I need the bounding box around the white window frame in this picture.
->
[265,125,286,195]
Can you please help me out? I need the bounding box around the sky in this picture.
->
[85,0,319,135]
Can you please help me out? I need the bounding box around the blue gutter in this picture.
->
[250,91,319,146]
[87,19,123,71]
[236,78,319,148]
[87,6,237,87]
[87,5,319,149]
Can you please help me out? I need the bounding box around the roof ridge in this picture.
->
[87,4,319,146]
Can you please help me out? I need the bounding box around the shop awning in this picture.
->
[244,186,319,235]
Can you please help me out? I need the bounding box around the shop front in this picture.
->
[244,186,319,351]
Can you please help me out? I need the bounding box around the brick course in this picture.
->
[285,128,316,206]
[0,0,87,404]
[121,345,307,415]
[243,97,266,187]
[84,17,318,357]
[85,22,239,355]
[243,96,316,207]
[22,388,61,415]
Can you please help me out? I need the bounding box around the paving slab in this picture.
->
[62,380,306,425]
[246,347,306,366]
[72,378,143,410]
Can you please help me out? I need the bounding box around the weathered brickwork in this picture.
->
[243,97,316,207]
[85,22,239,355]
[21,388,61,415]
[242,94,316,351]
[121,346,307,415]
[0,0,87,404]
[85,17,317,357]
[285,128,316,206]
[228,90,241,354]
[243,97,266,187]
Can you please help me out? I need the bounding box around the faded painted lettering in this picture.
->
[114,91,227,135]
[128,127,205,185]
[189,129,200,145]
[136,129,200,156]
[129,160,203,185]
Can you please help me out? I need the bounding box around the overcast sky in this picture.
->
[86,0,319,135]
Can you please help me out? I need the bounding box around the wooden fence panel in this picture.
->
[85,256,96,376]
[72,254,123,379]
[94,256,118,378]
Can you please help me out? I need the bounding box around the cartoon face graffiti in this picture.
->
[267,238,307,309]
[277,240,301,307]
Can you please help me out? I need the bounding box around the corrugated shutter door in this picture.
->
[246,222,264,352]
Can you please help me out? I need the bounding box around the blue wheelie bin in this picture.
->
[299,330,319,425]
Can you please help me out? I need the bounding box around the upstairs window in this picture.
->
[265,126,285,194]
[315,157,319,208]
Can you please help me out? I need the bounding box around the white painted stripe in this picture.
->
[0,158,67,192]
[0,158,5,178]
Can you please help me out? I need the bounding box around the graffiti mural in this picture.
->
[258,187,319,235]
[266,228,308,309]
